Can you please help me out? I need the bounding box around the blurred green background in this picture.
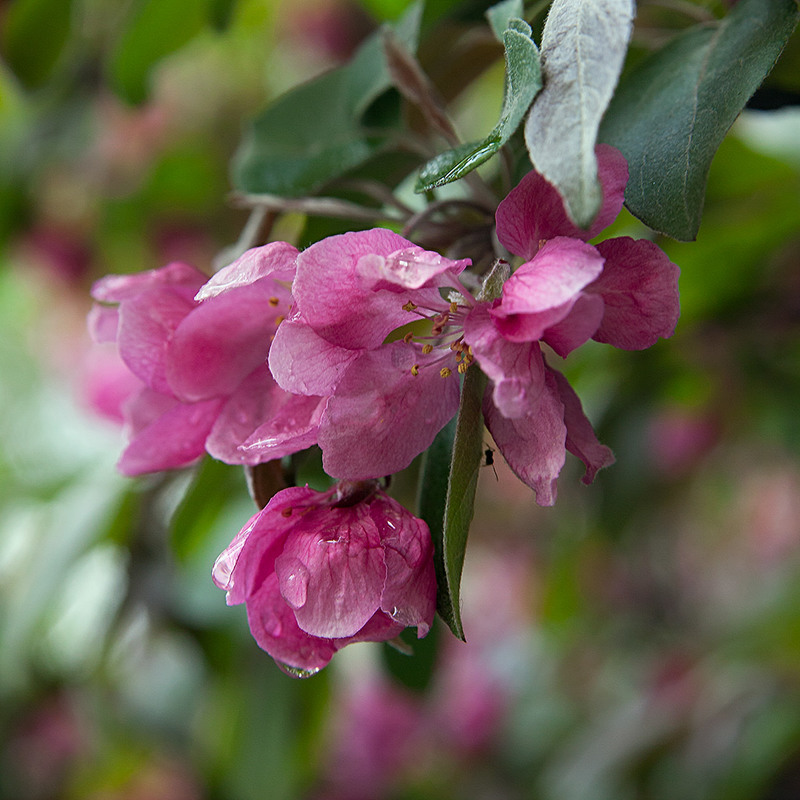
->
[1,1,800,798]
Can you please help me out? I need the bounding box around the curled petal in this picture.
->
[275,505,385,638]
[542,292,605,358]
[484,371,567,506]
[294,229,436,348]
[87,304,119,344]
[268,316,361,396]
[591,237,681,349]
[118,388,222,475]
[196,241,299,300]
[463,304,545,419]
[247,573,338,672]
[549,367,615,484]
[495,144,629,259]
[206,366,324,465]
[373,496,436,636]
[356,246,469,291]
[318,342,460,479]
[91,262,206,304]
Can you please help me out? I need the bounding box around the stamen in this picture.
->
[449,301,459,313]
[403,332,414,343]
[281,507,293,518]
[422,344,433,354]
[440,367,452,378]
[269,296,280,307]
[411,364,420,376]
[458,362,468,374]
[402,301,417,312]
[274,315,285,325]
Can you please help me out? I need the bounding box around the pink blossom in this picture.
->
[89,243,324,475]
[213,481,436,674]
[268,230,468,479]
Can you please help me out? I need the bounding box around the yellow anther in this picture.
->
[449,301,459,313]
[458,361,468,374]
[269,296,280,307]
[422,344,433,354]
[403,332,414,343]
[411,364,420,376]
[274,315,285,325]
[455,351,463,362]
[440,367,452,378]
[403,301,417,312]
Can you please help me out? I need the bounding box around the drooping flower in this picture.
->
[212,481,436,675]
[89,243,325,475]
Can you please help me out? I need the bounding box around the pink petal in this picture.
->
[491,238,605,342]
[549,368,615,484]
[87,304,119,344]
[196,241,299,300]
[116,287,196,394]
[463,303,545,419]
[372,495,436,636]
[246,573,338,672]
[294,229,432,349]
[268,316,361,396]
[318,342,460,479]
[356,245,469,291]
[484,371,567,506]
[275,504,386,638]
[220,486,318,604]
[220,368,325,464]
[495,144,629,259]
[118,390,223,475]
[91,262,206,303]
[542,292,605,358]
[333,610,405,648]
[590,237,681,349]
[166,281,287,402]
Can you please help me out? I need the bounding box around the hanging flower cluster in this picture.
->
[89,145,679,673]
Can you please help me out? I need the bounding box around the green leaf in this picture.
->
[487,0,524,42]
[426,261,509,640]
[437,365,487,640]
[109,0,211,104]
[233,4,422,197]
[525,0,634,228]
[419,416,457,628]
[415,18,541,192]
[1,0,74,89]
[600,0,800,241]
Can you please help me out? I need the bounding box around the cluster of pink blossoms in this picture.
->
[90,145,679,673]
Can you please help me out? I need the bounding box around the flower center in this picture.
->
[400,298,475,378]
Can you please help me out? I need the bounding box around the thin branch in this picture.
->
[230,192,406,223]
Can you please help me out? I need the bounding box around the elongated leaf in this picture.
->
[525,0,634,228]
[233,5,422,197]
[437,366,486,640]
[431,261,509,639]
[600,0,799,241]
[415,18,541,192]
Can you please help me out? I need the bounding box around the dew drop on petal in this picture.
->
[277,662,322,679]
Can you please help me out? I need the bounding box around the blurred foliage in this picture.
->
[1,1,800,799]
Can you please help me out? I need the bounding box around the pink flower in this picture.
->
[459,144,681,502]
[89,243,325,475]
[268,229,470,479]
[212,481,436,675]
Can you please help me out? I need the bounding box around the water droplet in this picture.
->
[277,662,322,679]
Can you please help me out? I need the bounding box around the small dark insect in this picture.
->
[483,446,498,480]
